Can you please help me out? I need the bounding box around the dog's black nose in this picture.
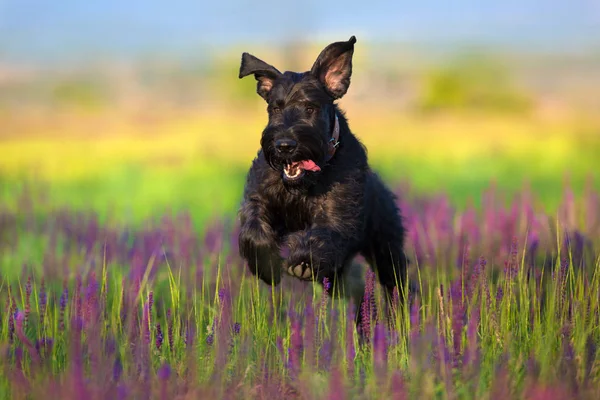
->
[275,139,297,154]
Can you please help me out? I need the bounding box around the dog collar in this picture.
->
[326,114,340,161]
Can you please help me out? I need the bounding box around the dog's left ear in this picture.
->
[239,53,282,101]
[310,36,356,99]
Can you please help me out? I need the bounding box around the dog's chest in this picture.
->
[271,197,318,232]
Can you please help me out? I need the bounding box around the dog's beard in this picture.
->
[261,124,328,189]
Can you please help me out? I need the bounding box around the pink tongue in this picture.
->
[297,160,321,172]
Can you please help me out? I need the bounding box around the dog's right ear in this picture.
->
[239,53,282,101]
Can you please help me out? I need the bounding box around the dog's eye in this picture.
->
[271,106,281,114]
[306,106,315,114]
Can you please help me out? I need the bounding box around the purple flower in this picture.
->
[156,323,164,351]
[59,286,68,331]
[25,276,32,326]
[148,291,154,315]
[143,303,151,344]
[85,272,98,326]
[360,269,376,342]
[158,362,171,399]
[233,322,241,335]
[319,278,331,327]
[39,279,47,330]
[113,357,123,382]
[206,334,214,346]
[469,257,487,299]
[167,309,174,352]
[322,277,331,293]
[8,293,16,344]
[496,287,504,303]
[157,362,171,380]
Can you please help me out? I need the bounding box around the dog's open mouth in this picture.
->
[283,160,321,180]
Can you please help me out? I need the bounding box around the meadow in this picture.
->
[1,47,600,399]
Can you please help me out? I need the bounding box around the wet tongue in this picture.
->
[297,160,321,172]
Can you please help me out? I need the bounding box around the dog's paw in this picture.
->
[285,261,314,280]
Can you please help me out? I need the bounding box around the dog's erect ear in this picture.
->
[239,53,282,101]
[310,36,356,99]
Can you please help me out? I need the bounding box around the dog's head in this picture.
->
[239,36,356,189]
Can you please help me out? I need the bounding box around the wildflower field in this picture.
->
[1,179,599,400]
[2,49,600,400]
[2,145,600,399]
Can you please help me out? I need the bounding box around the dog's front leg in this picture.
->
[283,227,349,283]
[238,200,283,286]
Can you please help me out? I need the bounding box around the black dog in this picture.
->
[237,36,408,328]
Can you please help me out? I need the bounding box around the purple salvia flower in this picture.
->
[318,277,331,330]
[496,287,504,304]
[560,257,569,281]
[233,322,241,335]
[113,357,123,382]
[8,310,15,344]
[59,286,68,331]
[167,309,174,352]
[148,291,154,316]
[85,271,98,327]
[39,279,47,331]
[158,362,171,400]
[360,269,376,342]
[105,336,116,355]
[206,334,214,346]
[156,323,164,351]
[8,292,16,344]
[24,276,32,327]
[143,303,151,344]
[468,257,486,299]
[158,362,171,380]
[75,274,83,331]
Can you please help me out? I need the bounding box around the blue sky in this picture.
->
[1,0,598,63]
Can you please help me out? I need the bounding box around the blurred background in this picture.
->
[1,0,599,229]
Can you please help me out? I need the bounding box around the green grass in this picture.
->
[1,207,599,398]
